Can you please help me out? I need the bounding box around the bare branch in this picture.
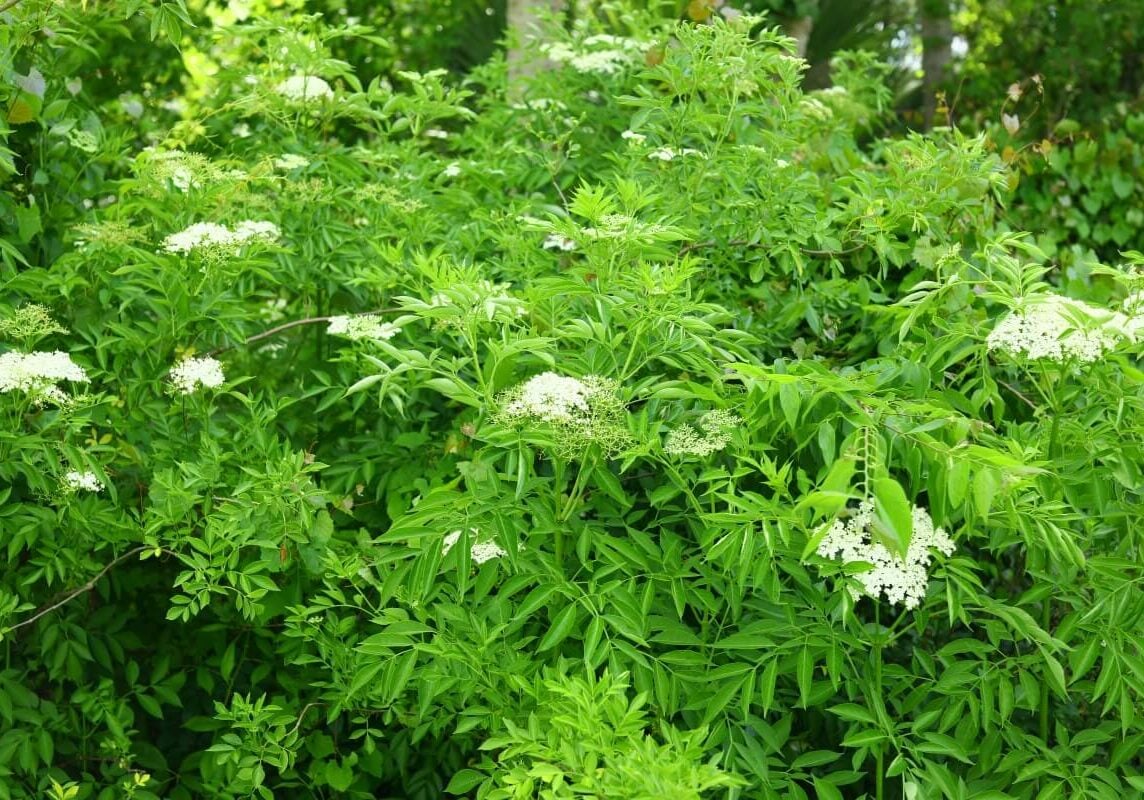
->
[208,308,399,357]
[6,546,165,635]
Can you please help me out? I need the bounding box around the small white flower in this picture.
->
[326,315,399,342]
[621,130,647,144]
[442,161,462,178]
[424,128,449,140]
[64,470,104,493]
[275,75,333,102]
[169,356,225,395]
[232,122,253,138]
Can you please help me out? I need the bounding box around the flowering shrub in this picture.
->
[1,3,1143,800]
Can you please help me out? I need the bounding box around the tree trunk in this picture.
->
[786,16,814,59]
[506,0,567,87]
[920,0,952,129]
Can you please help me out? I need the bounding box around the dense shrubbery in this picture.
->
[2,3,1144,800]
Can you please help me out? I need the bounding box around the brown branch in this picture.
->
[208,307,400,357]
[5,546,163,635]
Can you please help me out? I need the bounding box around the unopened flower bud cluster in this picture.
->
[664,409,740,456]
[816,501,955,609]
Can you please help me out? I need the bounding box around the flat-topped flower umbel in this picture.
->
[817,501,955,610]
[169,356,225,395]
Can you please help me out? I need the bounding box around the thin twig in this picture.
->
[0,0,29,15]
[6,545,159,634]
[287,702,326,737]
[998,379,1039,411]
[208,307,399,357]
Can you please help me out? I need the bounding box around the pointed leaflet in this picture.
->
[871,477,913,559]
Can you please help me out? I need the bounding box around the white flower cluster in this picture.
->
[275,75,334,102]
[542,234,577,252]
[442,161,462,178]
[541,35,644,75]
[986,294,1131,363]
[161,221,280,256]
[817,501,955,610]
[0,350,89,405]
[496,372,631,456]
[169,356,225,395]
[274,154,310,170]
[424,128,449,140]
[664,410,740,456]
[442,528,509,565]
[501,373,598,422]
[64,470,104,493]
[326,315,399,342]
[141,149,220,192]
[621,130,647,144]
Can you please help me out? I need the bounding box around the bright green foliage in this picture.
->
[1,3,1143,800]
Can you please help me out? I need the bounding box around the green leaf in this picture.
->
[871,477,912,558]
[812,777,844,800]
[445,769,486,794]
[537,604,578,652]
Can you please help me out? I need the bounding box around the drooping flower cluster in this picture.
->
[664,410,740,457]
[161,221,280,256]
[442,528,509,565]
[986,294,1128,363]
[64,470,104,493]
[495,372,631,456]
[541,35,645,75]
[326,315,399,342]
[169,356,225,395]
[816,501,955,610]
[0,350,89,405]
[274,75,334,102]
